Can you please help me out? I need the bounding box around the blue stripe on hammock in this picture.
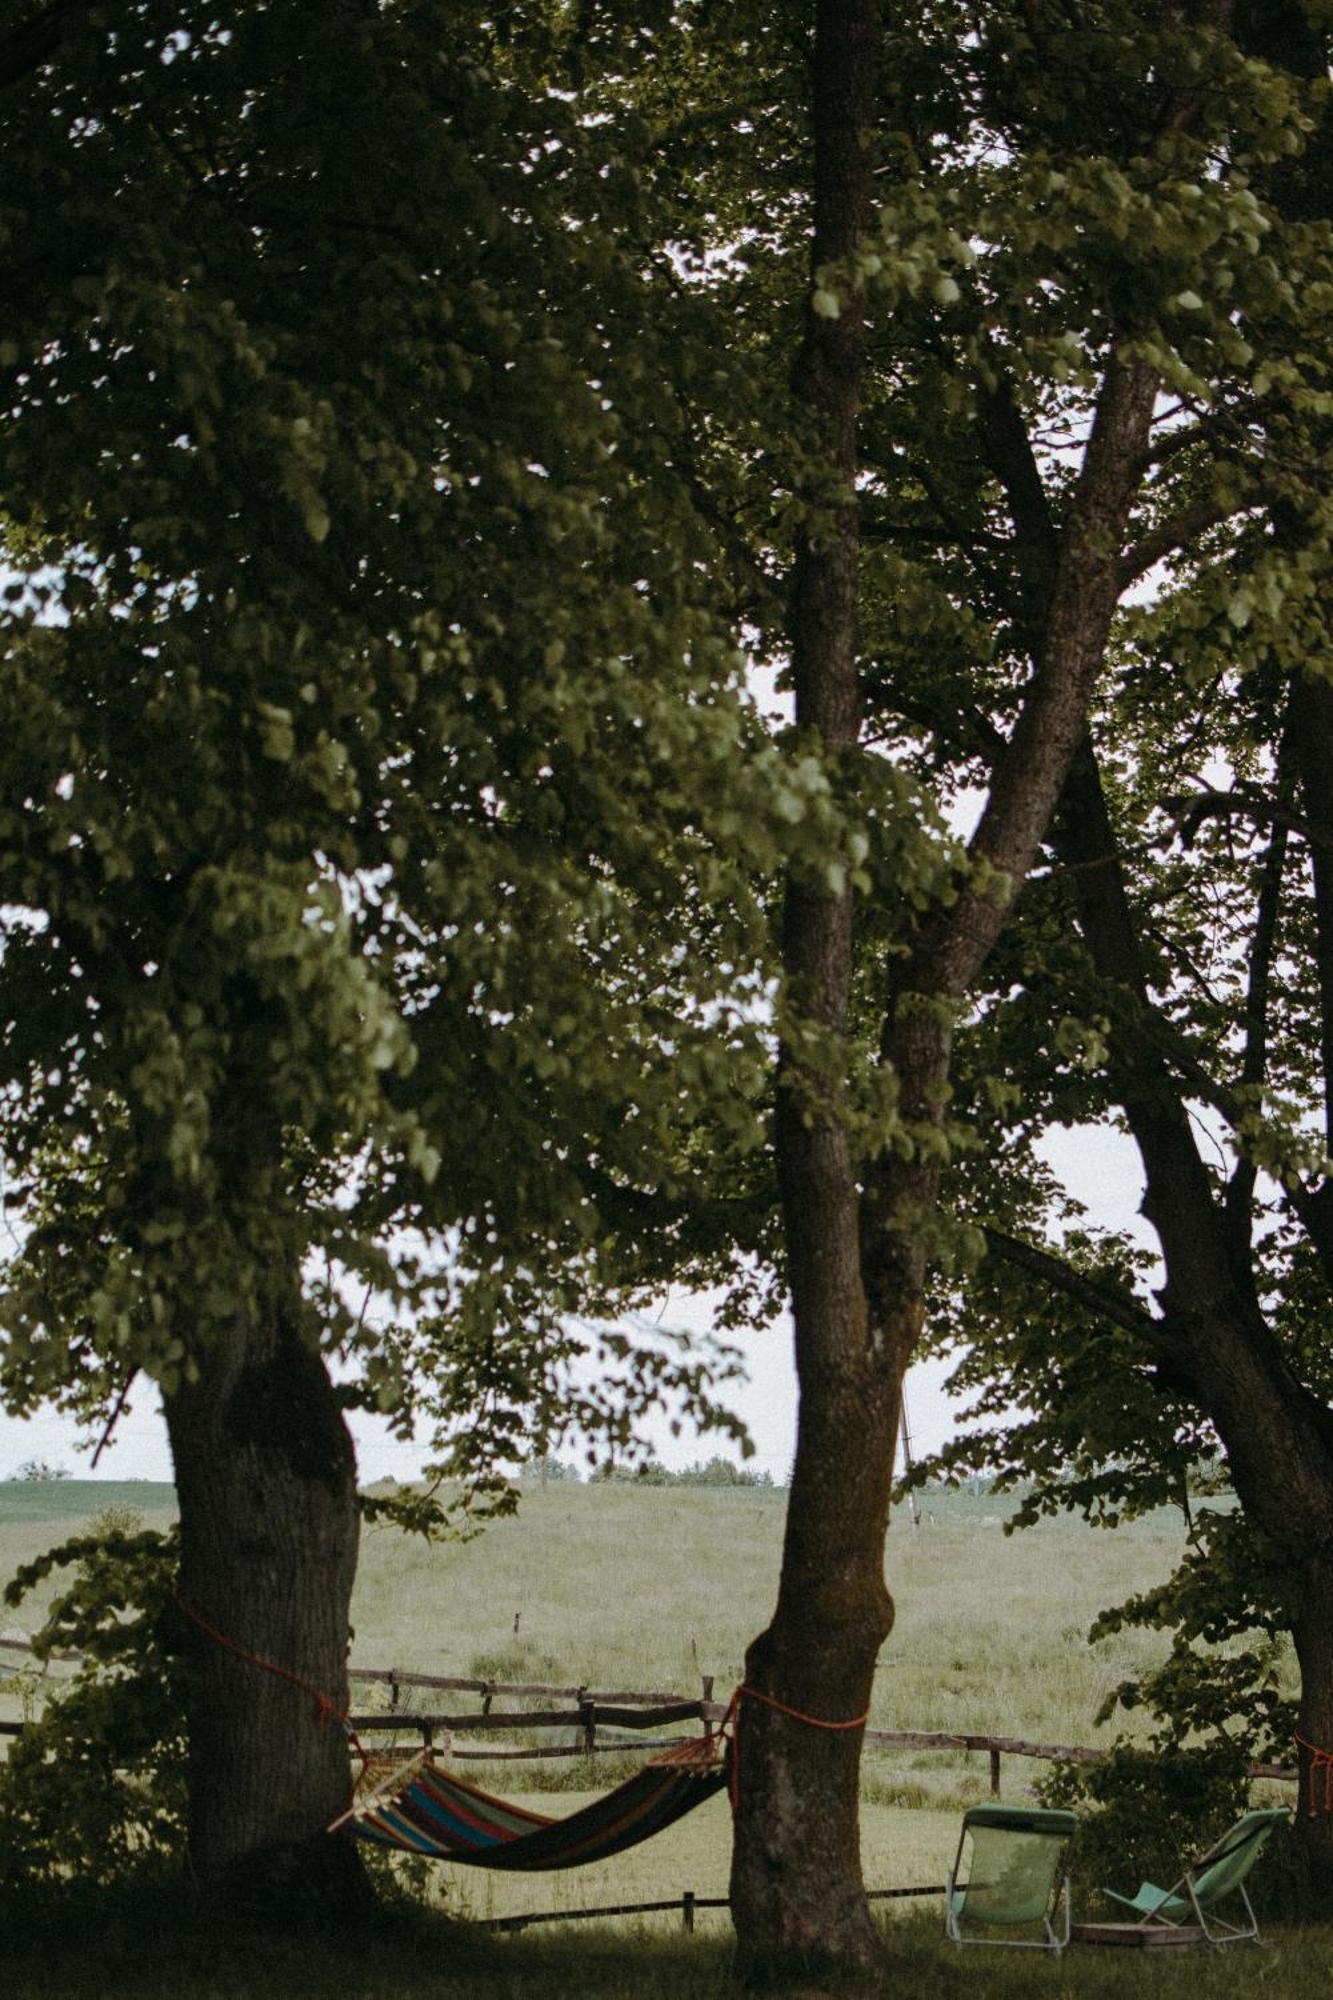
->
[351,1756,727,1871]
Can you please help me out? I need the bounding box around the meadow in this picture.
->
[1,1476,1318,1998]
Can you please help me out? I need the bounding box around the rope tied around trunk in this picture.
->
[1295,1731,1333,1816]
[723,1682,871,1812]
[173,1590,365,1762]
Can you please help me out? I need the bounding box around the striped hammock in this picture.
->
[338,1735,728,1872]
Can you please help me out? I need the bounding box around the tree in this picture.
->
[0,0,793,1907]
[892,0,1333,1905]
[719,0,1333,1973]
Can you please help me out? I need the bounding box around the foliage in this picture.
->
[0,1513,185,1895]
[872,3,1333,1847]
[674,1457,774,1488]
[516,1457,583,1485]
[1087,1507,1300,1764]
[10,1461,70,1483]
[0,0,863,1516]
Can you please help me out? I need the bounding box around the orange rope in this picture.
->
[1296,1731,1333,1817]
[173,1590,365,1763]
[724,1683,871,1812]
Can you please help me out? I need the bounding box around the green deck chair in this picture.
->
[1101,1805,1291,1946]
[945,1804,1078,1952]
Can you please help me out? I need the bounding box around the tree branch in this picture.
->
[918,349,1159,1000]
[1224,692,1296,1246]
[982,1225,1167,1344]
[1167,788,1332,852]
[1117,498,1238,589]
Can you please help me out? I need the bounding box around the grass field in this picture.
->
[0,1477,1310,1996]
[2,1475,1226,1766]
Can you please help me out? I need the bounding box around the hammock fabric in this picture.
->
[342,1735,728,1872]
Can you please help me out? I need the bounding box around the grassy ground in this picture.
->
[0,1477,1307,1996]
[5,1895,1333,2000]
[350,1479,1213,1744]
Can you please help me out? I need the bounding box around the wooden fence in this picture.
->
[0,1640,1299,1788]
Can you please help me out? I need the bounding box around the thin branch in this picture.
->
[1117,498,1238,589]
[982,1226,1166,1344]
[90,1371,138,1471]
[1167,787,1332,851]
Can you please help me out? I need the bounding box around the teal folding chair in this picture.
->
[945,1804,1079,1951]
[1101,1805,1291,1946]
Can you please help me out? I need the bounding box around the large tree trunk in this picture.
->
[728,0,884,1975]
[730,7,1165,1969]
[163,1258,369,1920]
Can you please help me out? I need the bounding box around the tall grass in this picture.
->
[348,1478,1250,1760]
[2,1477,1282,1763]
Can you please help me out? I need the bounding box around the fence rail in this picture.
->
[0,1635,81,1666]
[0,1640,1298,1786]
[349,1666,681,1705]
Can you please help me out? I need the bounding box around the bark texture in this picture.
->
[728,0,884,1973]
[731,6,1245,1977]
[163,1254,369,1919]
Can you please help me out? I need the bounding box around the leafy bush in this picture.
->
[1036,1739,1250,1909]
[1087,1508,1298,1765]
[517,1456,581,1483]
[0,1515,186,1896]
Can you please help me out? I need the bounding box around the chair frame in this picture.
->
[1102,1806,1291,1949]
[944,1806,1076,1953]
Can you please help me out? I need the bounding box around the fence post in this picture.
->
[580,1693,596,1755]
[989,1747,1001,1796]
[389,1670,400,1712]
[683,1891,696,1934]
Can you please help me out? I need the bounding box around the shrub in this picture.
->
[0,1517,186,1896]
[676,1456,773,1488]
[517,1456,581,1484]
[589,1454,772,1487]
[1035,1739,1250,1909]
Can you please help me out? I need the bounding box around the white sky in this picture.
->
[0,1121,1149,1486]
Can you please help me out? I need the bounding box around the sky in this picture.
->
[0,1122,1150,1488]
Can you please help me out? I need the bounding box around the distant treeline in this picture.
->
[527,1454,777,1488]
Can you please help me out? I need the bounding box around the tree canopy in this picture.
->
[0,0,826,1489]
[0,0,834,1897]
[9,0,1333,1951]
